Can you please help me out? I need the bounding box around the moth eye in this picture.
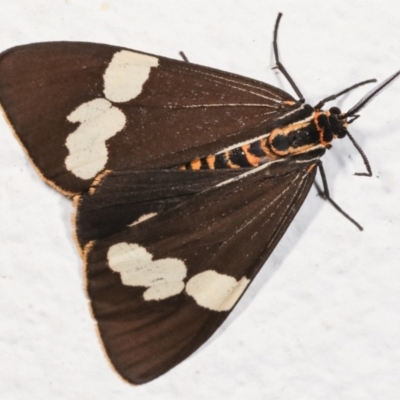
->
[336,127,348,139]
[329,106,341,115]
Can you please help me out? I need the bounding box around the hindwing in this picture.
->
[82,157,318,384]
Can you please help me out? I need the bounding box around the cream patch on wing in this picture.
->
[186,270,250,312]
[65,98,126,180]
[107,242,187,301]
[103,50,159,103]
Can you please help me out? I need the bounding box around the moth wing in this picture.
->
[75,169,244,248]
[0,42,298,195]
[83,158,318,384]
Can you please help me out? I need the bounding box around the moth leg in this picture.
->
[179,51,189,63]
[315,160,363,231]
[272,13,304,101]
[346,132,373,177]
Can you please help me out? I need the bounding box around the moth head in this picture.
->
[328,106,349,139]
[327,71,400,177]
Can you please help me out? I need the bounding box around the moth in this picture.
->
[0,13,398,384]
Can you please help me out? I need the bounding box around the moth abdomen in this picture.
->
[180,106,347,170]
[179,137,275,170]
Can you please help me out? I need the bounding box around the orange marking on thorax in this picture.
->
[314,111,330,147]
[225,152,241,169]
[241,144,261,167]
[260,138,279,160]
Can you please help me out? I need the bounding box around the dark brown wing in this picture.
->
[75,169,245,248]
[0,42,299,195]
[83,156,319,384]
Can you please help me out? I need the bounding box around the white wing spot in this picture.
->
[65,98,126,180]
[186,270,250,312]
[103,50,159,103]
[107,243,187,301]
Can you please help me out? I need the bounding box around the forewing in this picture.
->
[83,158,318,384]
[0,42,297,194]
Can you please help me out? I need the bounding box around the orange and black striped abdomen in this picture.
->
[180,138,278,170]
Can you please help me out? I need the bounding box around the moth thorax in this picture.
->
[268,114,320,156]
[268,107,350,156]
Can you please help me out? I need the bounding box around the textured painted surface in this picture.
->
[1,1,400,399]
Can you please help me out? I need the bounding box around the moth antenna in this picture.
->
[346,132,372,177]
[347,115,360,124]
[272,13,304,101]
[344,69,400,117]
[339,71,400,178]
[179,51,189,63]
[314,79,376,110]
[316,161,363,231]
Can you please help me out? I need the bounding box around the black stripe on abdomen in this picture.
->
[228,148,253,168]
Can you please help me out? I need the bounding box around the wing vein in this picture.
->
[261,170,309,248]
[219,172,303,249]
[174,64,285,101]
